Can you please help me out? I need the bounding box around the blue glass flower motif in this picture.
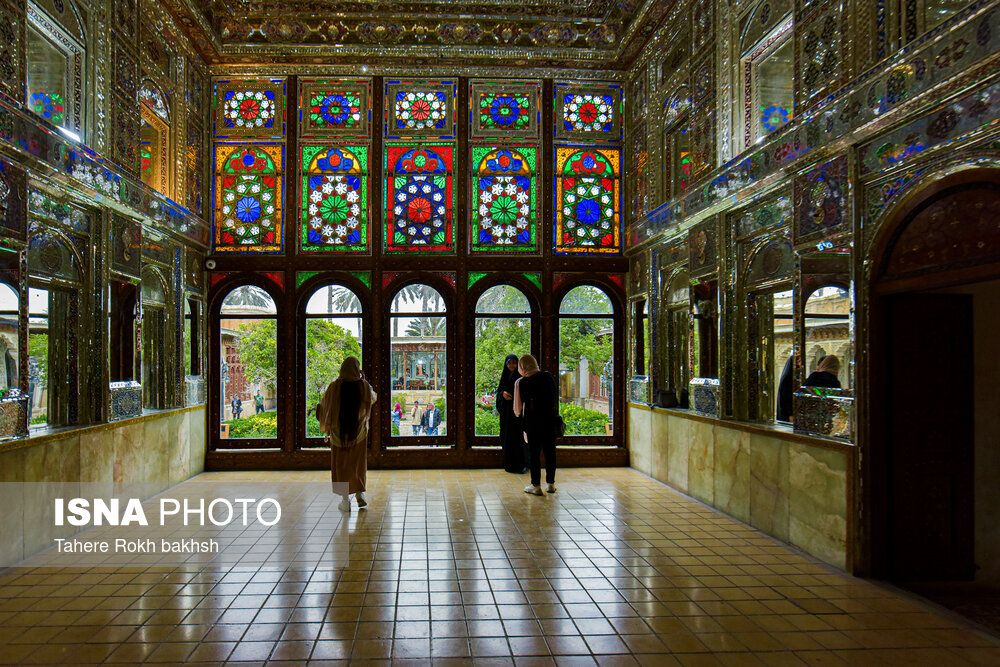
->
[236,197,261,223]
[576,199,600,225]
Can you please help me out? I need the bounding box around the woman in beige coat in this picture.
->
[317,356,377,511]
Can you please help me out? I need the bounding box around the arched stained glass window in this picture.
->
[384,145,454,253]
[300,145,369,253]
[214,144,284,253]
[470,146,537,253]
[554,147,621,255]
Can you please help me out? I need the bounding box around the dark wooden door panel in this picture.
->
[886,293,974,581]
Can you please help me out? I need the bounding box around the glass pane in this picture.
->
[28,287,48,427]
[305,312,362,440]
[220,318,278,439]
[559,317,613,437]
[0,283,18,391]
[474,317,530,437]
[671,125,692,196]
[221,285,277,315]
[26,28,68,128]
[389,284,446,314]
[305,285,361,315]
[475,285,529,314]
[390,315,446,440]
[140,122,157,189]
[143,307,166,410]
[185,299,201,377]
[757,38,794,138]
[805,286,851,388]
[559,285,613,314]
[768,290,795,422]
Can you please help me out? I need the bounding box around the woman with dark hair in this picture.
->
[495,353,526,473]
[317,356,377,511]
[776,355,794,423]
[513,354,560,495]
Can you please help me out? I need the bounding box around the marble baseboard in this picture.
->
[629,407,849,569]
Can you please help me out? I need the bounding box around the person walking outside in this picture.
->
[317,356,377,512]
[495,353,526,473]
[254,392,265,415]
[230,396,242,420]
[513,354,560,495]
[391,402,403,432]
[409,399,423,435]
[423,402,442,436]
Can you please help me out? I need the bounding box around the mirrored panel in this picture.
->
[0,283,18,391]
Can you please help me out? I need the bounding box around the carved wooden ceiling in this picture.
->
[157,0,674,70]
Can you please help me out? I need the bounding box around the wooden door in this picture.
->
[886,293,974,580]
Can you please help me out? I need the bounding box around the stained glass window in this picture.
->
[30,92,65,126]
[554,84,622,141]
[299,80,370,137]
[214,144,284,253]
[480,93,530,131]
[554,147,621,255]
[140,126,154,186]
[300,145,368,253]
[470,145,537,253]
[384,81,456,139]
[384,145,453,253]
[213,79,286,138]
[470,81,540,139]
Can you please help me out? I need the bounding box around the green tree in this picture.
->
[235,319,278,392]
[305,319,362,410]
[28,333,48,384]
[404,317,445,337]
[474,317,530,398]
[559,319,613,376]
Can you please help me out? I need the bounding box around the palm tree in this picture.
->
[404,317,445,337]
[323,285,361,314]
[221,286,274,313]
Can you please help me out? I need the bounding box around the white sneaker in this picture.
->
[546,484,556,494]
[524,485,543,496]
[338,497,351,511]
[355,492,367,508]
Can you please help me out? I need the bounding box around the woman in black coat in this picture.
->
[495,354,526,473]
[513,354,560,495]
[805,355,842,389]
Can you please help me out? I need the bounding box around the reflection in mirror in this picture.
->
[185,299,201,377]
[0,283,18,391]
[633,298,648,376]
[753,289,794,423]
[474,285,531,438]
[109,281,138,382]
[559,285,613,438]
[804,286,851,389]
[142,270,167,410]
[691,281,718,378]
[219,285,278,440]
[305,285,363,440]
[389,284,447,441]
[28,286,72,428]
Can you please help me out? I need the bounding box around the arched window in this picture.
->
[384,146,454,253]
[555,148,621,254]
[389,284,447,442]
[214,145,283,253]
[218,285,278,441]
[473,284,532,438]
[304,284,363,440]
[662,86,693,199]
[301,146,369,253]
[559,285,614,438]
[470,147,538,252]
[804,286,851,389]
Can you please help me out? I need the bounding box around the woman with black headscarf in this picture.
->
[496,353,526,473]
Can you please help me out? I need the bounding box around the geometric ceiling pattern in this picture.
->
[157,0,677,69]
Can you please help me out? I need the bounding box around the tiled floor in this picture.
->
[1,467,998,665]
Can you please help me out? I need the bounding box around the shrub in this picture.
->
[224,412,279,438]
[433,398,446,414]
[559,403,609,437]
[475,409,500,436]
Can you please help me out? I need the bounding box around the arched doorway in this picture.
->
[866,168,1000,598]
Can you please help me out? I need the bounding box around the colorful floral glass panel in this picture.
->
[555,147,621,255]
[470,146,537,253]
[214,145,283,253]
[384,145,453,253]
[140,143,153,185]
[223,90,276,131]
[30,92,65,126]
[394,91,448,131]
[563,93,615,133]
[309,92,362,130]
[479,93,531,132]
[300,145,368,253]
